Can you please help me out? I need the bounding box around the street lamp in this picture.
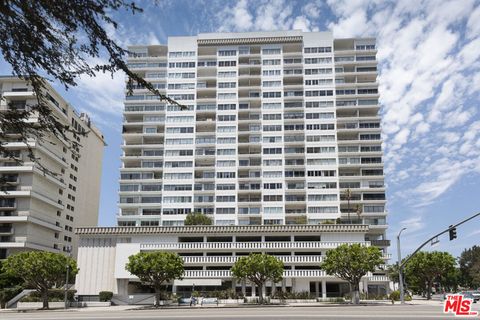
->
[64,246,72,309]
[397,228,406,304]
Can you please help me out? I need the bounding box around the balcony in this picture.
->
[178,270,388,280]
[370,239,391,247]
[182,255,323,265]
[140,241,368,251]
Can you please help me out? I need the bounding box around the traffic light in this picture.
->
[449,225,457,241]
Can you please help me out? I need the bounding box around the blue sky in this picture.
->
[1,0,479,260]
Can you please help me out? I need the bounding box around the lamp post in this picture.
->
[397,228,406,304]
[64,247,71,309]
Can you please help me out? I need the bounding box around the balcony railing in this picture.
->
[182,255,323,264]
[140,241,368,251]
[180,270,389,280]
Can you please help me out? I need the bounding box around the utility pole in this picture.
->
[64,247,71,309]
[397,227,407,304]
[399,212,480,304]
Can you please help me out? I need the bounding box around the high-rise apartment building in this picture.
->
[0,77,105,258]
[119,31,387,247]
[75,31,390,300]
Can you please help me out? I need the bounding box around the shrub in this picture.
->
[389,290,400,301]
[0,286,23,308]
[99,291,113,302]
[20,289,76,302]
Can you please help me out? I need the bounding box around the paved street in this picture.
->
[1,304,479,320]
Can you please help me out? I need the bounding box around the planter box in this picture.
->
[285,299,317,303]
[17,302,66,309]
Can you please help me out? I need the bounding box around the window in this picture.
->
[218,82,236,88]
[306,124,335,130]
[305,101,334,108]
[308,194,338,201]
[304,57,332,64]
[217,115,236,121]
[216,196,236,202]
[263,171,282,178]
[218,104,236,110]
[168,62,196,68]
[262,59,281,65]
[218,61,237,67]
[263,92,282,98]
[218,93,237,99]
[263,70,281,76]
[305,90,333,97]
[163,173,193,180]
[263,114,282,120]
[218,50,237,56]
[166,127,194,134]
[307,170,336,177]
[218,71,237,78]
[307,158,336,165]
[304,47,332,53]
[263,81,282,87]
[262,48,281,55]
[216,208,235,214]
[304,68,332,75]
[263,195,283,202]
[217,172,236,179]
[169,51,196,57]
[305,79,333,85]
[308,206,338,213]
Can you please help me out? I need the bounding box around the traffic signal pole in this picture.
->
[398,212,480,304]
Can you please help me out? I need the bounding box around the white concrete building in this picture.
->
[0,77,106,258]
[75,30,390,300]
[75,225,390,300]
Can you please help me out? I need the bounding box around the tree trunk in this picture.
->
[41,290,49,309]
[258,284,264,304]
[351,282,360,304]
[426,280,432,300]
[154,287,161,308]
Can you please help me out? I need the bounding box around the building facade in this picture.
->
[75,225,390,300]
[119,31,387,247]
[74,30,390,301]
[0,77,105,258]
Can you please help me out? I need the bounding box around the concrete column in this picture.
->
[242,280,246,296]
[251,284,256,297]
[272,281,277,295]
[315,281,320,298]
[291,278,296,292]
[282,279,286,292]
[172,285,177,294]
[232,279,236,290]
[321,280,327,299]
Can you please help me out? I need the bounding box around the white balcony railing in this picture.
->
[140,241,368,251]
[182,255,324,264]
[181,270,390,280]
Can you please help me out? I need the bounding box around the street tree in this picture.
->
[230,253,284,304]
[0,0,182,186]
[404,251,456,299]
[2,251,77,309]
[125,251,184,307]
[459,245,480,289]
[184,213,213,226]
[0,260,23,308]
[387,264,400,285]
[320,243,383,304]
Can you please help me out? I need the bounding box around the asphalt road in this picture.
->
[1,304,479,320]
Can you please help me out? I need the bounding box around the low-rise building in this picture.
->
[75,224,390,301]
